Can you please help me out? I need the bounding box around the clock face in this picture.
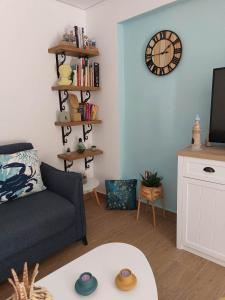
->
[145,30,182,76]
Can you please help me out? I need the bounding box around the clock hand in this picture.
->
[150,51,169,57]
[162,44,172,54]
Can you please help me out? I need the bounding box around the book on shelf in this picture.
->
[94,62,99,87]
[71,58,99,87]
[78,103,98,121]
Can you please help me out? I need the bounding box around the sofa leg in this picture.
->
[82,236,88,245]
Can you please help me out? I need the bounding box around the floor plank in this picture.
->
[1,194,225,300]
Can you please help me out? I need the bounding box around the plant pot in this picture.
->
[140,184,163,201]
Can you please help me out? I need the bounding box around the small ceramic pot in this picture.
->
[75,272,98,296]
[115,268,137,291]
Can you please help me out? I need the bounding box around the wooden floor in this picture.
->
[1,194,225,300]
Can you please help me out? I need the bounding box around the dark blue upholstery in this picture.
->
[0,143,86,282]
[0,143,33,154]
[0,190,75,260]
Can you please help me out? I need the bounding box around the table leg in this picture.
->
[93,188,101,206]
[151,203,156,229]
[160,198,166,218]
[137,198,141,221]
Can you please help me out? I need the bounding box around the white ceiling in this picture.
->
[57,0,107,10]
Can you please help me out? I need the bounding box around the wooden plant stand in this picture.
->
[136,184,165,229]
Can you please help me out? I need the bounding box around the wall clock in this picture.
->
[145,30,182,76]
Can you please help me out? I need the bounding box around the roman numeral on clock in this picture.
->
[145,54,152,59]
[174,47,182,54]
[153,35,159,43]
[160,68,165,76]
[160,31,167,39]
[151,65,158,74]
[168,64,174,72]
[172,38,179,46]
[171,56,180,65]
[146,59,154,69]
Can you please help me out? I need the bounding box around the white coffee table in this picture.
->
[37,243,158,299]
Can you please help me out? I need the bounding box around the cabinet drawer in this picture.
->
[183,157,225,184]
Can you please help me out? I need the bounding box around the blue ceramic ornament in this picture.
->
[75,272,98,296]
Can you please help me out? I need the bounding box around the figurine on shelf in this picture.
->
[58,64,72,86]
[83,35,89,48]
[88,39,97,48]
[91,145,97,152]
[91,105,98,121]
[69,94,81,121]
[69,30,75,43]
[192,114,202,151]
[58,111,71,123]
[63,32,70,42]
[62,30,76,45]
[77,138,86,153]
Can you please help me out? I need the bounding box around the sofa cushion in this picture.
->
[0,149,46,204]
[0,190,75,260]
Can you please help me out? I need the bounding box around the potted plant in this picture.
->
[140,171,163,201]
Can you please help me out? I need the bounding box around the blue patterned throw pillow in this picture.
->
[0,149,46,204]
[105,179,137,210]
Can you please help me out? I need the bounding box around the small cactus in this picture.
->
[140,171,163,188]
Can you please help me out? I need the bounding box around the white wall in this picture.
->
[0,0,88,173]
[86,0,177,191]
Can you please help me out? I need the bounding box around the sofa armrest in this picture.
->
[40,162,83,204]
[40,162,86,240]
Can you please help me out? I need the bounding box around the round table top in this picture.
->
[83,177,99,194]
[37,243,158,300]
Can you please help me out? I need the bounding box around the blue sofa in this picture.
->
[0,143,87,282]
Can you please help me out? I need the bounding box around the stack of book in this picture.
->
[72,58,99,87]
[78,103,98,121]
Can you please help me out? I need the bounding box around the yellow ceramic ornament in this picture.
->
[115,269,137,291]
[91,105,98,120]
[58,64,72,86]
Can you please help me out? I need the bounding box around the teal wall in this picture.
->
[119,0,225,212]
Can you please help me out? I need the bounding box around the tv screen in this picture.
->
[209,67,225,143]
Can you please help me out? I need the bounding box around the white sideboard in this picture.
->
[177,146,225,267]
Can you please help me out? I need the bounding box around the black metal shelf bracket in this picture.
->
[82,124,93,141]
[64,160,74,172]
[85,157,94,169]
[80,91,91,103]
[62,126,72,145]
[58,90,69,111]
[56,52,66,78]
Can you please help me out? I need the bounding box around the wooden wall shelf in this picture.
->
[58,149,103,161]
[48,44,99,58]
[55,120,102,127]
[52,85,100,91]
[49,41,102,170]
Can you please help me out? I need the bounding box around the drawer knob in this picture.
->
[203,167,215,173]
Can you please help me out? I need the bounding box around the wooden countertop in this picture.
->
[177,146,225,162]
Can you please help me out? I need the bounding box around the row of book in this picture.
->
[78,103,98,121]
[74,26,85,49]
[71,58,99,87]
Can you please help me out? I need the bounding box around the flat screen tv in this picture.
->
[209,67,225,143]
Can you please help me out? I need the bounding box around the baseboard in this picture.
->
[96,192,177,222]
